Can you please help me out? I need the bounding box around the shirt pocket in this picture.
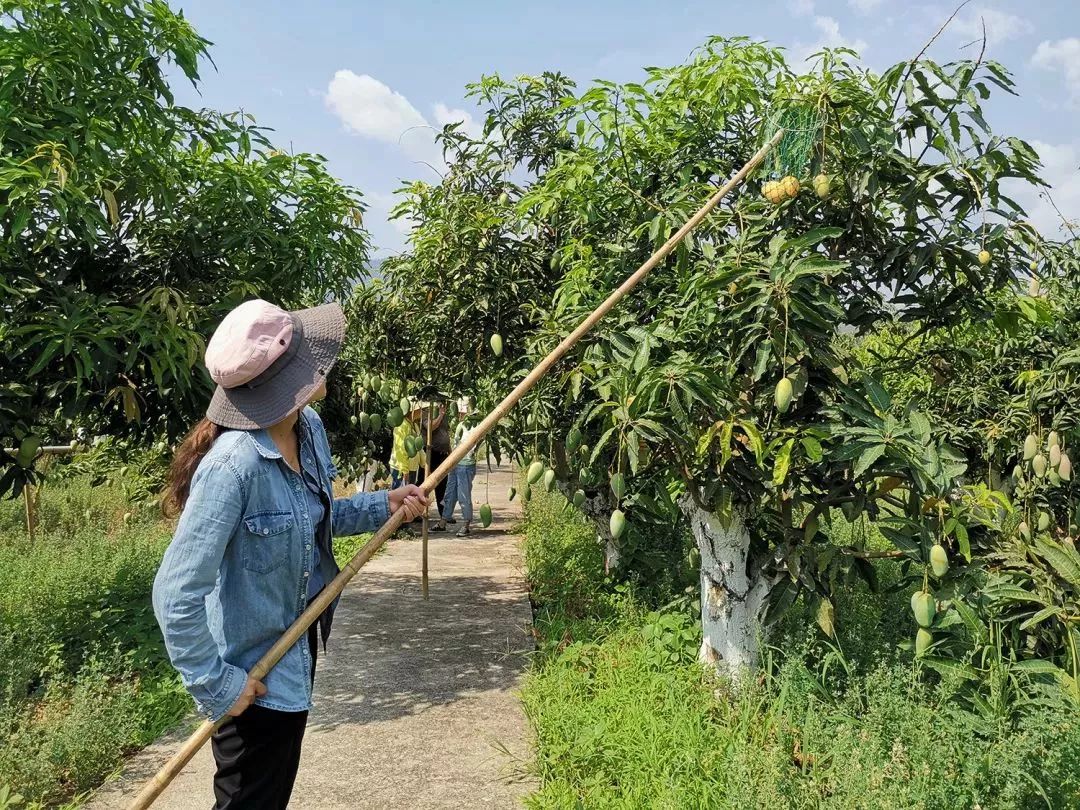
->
[241,510,294,574]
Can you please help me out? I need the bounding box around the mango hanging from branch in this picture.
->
[775,377,794,414]
[911,591,936,628]
[930,544,949,578]
[1023,434,1038,461]
[526,460,545,484]
[609,509,626,540]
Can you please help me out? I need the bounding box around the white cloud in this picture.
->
[431,102,483,140]
[1006,140,1080,239]
[325,70,428,145]
[788,0,814,16]
[952,7,1034,48]
[792,16,868,65]
[1031,38,1080,104]
[324,70,484,171]
[848,0,884,12]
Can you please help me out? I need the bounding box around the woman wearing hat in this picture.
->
[153,299,427,809]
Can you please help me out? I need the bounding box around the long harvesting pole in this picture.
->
[127,128,784,810]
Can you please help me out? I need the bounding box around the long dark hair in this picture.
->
[163,418,223,518]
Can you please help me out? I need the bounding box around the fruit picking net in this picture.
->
[760,104,827,180]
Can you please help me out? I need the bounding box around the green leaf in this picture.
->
[921,657,978,680]
[955,522,971,562]
[1034,538,1080,588]
[816,597,836,638]
[853,444,886,478]
[719,419,734,470]
[800,435,823,462]
[1019,606,1061,631]
[739,420,764,464]
[772,439,794,487]
[863,377,892,413]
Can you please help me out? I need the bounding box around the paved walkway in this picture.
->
[89,463,535,809]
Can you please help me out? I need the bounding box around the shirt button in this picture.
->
[303,571,310,578]
[305,544,311,551]
[262,528,270,535]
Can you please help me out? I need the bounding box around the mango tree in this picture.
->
[349,38,1047,671]
[0,0,370,496]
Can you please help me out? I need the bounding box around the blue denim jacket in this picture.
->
[152,408,390,720]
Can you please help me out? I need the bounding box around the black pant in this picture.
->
[428,449,450,512]
[210,622,319,809]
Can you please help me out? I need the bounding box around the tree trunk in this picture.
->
[681,497,770,674]
[555,482,621,571]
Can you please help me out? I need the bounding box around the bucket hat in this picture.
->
[204,299,346,430]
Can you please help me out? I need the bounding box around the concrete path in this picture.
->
[89,463,535,809]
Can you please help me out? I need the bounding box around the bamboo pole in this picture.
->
[126,129,783,810]
[422,404,432,599]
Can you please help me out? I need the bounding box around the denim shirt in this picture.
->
[152,407,390,721]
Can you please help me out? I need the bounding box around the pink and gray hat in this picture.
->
[203,299,347,430]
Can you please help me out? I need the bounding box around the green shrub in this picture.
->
[521,495,1080,808]
[0,475,190,805]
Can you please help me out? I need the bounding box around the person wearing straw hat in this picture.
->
[153,299,427,810]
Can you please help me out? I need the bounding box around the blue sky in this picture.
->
[170,0,1080,259]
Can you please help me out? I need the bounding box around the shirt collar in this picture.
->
[250,429,282,460]
[248,411,312,460]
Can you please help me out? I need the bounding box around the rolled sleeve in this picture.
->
[332,490,391,537]
[152,459,248,721]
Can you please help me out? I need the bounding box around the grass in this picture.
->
[520,486,1080,809]
[0,476,189,807]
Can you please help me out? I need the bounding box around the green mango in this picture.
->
[526,461,545,484]
[610,472,626,500]
[490,333,503,357]
[930,544,949,578]
[369,413,383,433]
[369,374,382,393]
[1023,433,1039,461]
[1038,511,1051,532]
[543,469,556,492]
[915,628,933,657]
[15,435,41,468]
[479,504,493,528]
[609,509,626,539]
[775,377,793,414]
[399,397,411,414]
[1033,453,1048,478]
[572,489,586,509]
[566,426,582,452]
[911,591,936,628]
[387,407,404,428]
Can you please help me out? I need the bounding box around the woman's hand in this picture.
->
[227,676,267,717]
[389,485,428,521]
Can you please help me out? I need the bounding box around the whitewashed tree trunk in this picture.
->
[681,497,770,674]
[555,482,621,571]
